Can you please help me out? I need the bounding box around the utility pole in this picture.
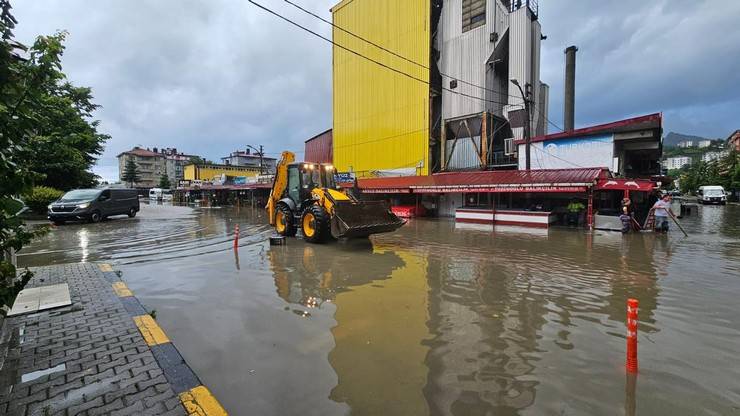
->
[511,79,532,170]
[246,144,265,175]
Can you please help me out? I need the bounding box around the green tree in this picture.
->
[20,36,107,190]
[121,158,141,187]
[0,0,47,306]
[158,173,171,189]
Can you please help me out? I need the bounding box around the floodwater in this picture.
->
[18,202,740,415]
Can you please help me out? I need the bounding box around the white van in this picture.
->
[149,188,163,201]
[697,185,727,205]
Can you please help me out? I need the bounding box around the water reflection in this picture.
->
[77,228,89,262]
[369,220,666,415]
[17,202,740,415]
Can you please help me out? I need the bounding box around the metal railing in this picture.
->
[489,151,518,167]
[510,0,538,17]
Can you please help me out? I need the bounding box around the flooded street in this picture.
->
[18,202,740,415]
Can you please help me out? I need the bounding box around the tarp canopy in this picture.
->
[595,178,656,192]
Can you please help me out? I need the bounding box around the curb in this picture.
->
[99,263,228,415]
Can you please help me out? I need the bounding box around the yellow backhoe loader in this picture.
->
[266,151,405,243]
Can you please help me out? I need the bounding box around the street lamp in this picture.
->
[246,144,264,175]
[510,79,532,171]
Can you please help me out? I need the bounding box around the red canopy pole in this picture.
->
[587,188,594,230]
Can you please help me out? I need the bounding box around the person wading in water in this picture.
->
[651,194,674,233]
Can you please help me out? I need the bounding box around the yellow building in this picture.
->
[183,164,260,181]
[331,0,431,177]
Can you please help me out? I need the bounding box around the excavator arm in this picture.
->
[266,151,296,225]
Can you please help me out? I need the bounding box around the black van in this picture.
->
[48,188,140,225]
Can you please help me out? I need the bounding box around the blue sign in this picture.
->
[335,172,356,183]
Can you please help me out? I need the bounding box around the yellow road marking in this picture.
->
[112,282,134,297]
[180,386,228,416]
[133,315,170,346]
[99,263,114,272]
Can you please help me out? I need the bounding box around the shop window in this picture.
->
[462,0,486,32]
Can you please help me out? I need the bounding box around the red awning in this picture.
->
[358,168,609,194]
[515,113,662,145]
[595,178,656,192]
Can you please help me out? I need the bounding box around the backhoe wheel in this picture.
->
[275,204,297,237]
[301,205,330,243]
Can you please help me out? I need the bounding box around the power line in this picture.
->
[281,0,526,104]
[247,0,518,109]
[530,102,564,133]
[260,127,431,157]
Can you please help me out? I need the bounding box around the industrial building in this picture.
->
[331,0,547,178]
[326,0,663,229]
[304,129,333,164]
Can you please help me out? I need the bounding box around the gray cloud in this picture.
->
[13,0,740,181]
[540,0,740,136]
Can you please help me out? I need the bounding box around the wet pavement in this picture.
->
[18,201,740,415]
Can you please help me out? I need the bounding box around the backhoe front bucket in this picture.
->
[330,201,405,239]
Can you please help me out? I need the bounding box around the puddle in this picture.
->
[21,363,66,383]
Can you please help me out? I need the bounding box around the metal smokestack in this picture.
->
[564,45,578,132]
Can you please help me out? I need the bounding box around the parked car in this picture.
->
[149,187,163,201]
[697,185,727,205]
[48,188,140,225]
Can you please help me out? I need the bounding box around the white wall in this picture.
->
[518,134,615,170]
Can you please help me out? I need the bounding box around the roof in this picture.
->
[359,168,610,193]
[305,129,332,143]
[222,152,277,161]
[177,183,272,191]
[330,0,354,13]
[516,113,662,145]
[116,148,161,158]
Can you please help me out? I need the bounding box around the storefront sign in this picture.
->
[335,172,356,183]
[412,186,587,193]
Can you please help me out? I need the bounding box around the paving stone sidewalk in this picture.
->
[0,262,217,416]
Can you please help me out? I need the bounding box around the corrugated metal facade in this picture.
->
[332,0,430,177]
[304,129,333,164]
[439,0,510,120]
[506,7,543,139]
[445,137,481,170]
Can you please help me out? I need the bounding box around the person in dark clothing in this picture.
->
[619,206,632,234]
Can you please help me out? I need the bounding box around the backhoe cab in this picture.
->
[266,151,404,243]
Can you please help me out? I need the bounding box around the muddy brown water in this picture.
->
[18,202,740,415]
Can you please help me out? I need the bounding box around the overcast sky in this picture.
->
[13,0,740,182]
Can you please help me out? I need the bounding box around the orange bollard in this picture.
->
[233,224,240,249]
[626,298,639,373]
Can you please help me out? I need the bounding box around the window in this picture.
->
[504,138,514,155]
[462,0,486,32]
